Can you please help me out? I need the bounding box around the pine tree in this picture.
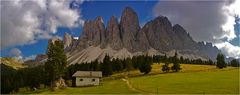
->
[138,56,152,74]
[126,57,133,71]
[44,40,67,85]
[171,52,181,72]
[216,53,226,69]
[102,54,113,76]
[230,59,239,67]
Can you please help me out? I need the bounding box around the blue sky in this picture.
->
[1,0,240,59]
[1,1,157,59]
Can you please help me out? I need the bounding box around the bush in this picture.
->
[171,62,181,72]
[162,63,170,73]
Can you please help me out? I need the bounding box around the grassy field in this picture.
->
[130,68,239,94]
[20,79,137,94]
[19,64,239,94]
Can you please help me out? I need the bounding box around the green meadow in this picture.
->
[130,68,239,94]
[19,64,239,94]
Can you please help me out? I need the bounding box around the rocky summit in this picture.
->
[58,7,220,64]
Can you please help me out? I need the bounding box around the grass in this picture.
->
[19,64,239,94]
[20,79,137,94]
[104,63,237,80]
[130,68,239,94]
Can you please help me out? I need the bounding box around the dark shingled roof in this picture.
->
[72,71,102,78]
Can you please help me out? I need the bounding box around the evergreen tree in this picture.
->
[171,52,181,72]
[171,62,181,72]
[101,54,113,76]
[44,40,67,85]
[163,54,167,63]
[115,58,123,72]
[230,59,239,67]
[138,56,152,74]
[132,56,138,69]
[180,56,184,63]
[208,59,214,65]
[216,53,226,69]
[126,57,133,71]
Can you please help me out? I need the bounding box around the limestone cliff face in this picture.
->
[63,32,73,49]
[106,16,123,50]
[59,7,221,64]
[120,7,140,52]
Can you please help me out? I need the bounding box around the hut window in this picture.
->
[80,79,83,81]
[92,79,95,82]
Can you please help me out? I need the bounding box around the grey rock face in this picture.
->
[61,7,222,63]
[95,16,106,48]
[120,7,140,52]
[173,24,197,50]
[63,32,73,49]
[197,42,220,61]
[143,16,175,51]
[135,30,150,51]
[78,16,106,49]
[106,16,123,50]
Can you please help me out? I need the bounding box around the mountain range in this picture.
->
[60,7,221,65]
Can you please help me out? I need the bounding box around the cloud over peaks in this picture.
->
[9,48,23,60]
[153,0,240,58]
[1,0,84,49]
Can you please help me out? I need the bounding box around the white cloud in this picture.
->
[73,37,79,40]
[9,48,23,60]
[10,48,22,57]
[1,0,84,49]
[153,1,227,42]
[153,0,240,58]
[24,55,36,61]
[9,48,37,61]
[221,0,240,41]
[215,42,240,59]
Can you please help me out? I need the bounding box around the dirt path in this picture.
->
[121,78,153,94]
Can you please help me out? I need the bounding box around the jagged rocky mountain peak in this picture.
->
[173,24,185,32]
[58,7,221,64]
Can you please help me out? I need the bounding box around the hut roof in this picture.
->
[72,71,102,78]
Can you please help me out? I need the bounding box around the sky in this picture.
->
[1,0,240,60]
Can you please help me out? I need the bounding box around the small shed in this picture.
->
[72,71,102,87]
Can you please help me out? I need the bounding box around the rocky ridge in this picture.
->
[60,7,220,64]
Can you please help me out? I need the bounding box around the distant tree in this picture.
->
[115,58,123,72]
[162,54,167,63]
[44,40,67,86]
[138,56,152,74]
[171,52,181,72]
[208,59,214,65]
[126,57,133,71]
[180,56,184,63]
[90,59,99,71]
[101,54,113,76]
[132,56,139,69]
[173,52,179,63]
[230,59,239,67]
[171,62,181,72]
[216,53,226,69]
[1,64,19,94]
[162,62,170,73]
